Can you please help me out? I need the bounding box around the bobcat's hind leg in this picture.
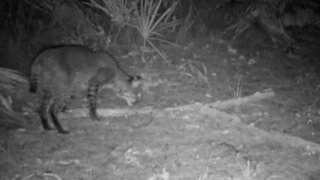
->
[49,99,69,134]
[39,102,53,131]
[38,90,53,131]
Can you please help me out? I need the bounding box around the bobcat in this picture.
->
[30,45,142,134]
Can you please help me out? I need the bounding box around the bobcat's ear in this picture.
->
[128,75,142,88]
[131,79,142,88]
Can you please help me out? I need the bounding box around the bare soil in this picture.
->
[1,35,320,180]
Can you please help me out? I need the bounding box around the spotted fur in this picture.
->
[30,45,142,134]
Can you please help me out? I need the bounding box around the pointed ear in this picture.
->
[128,75,142,88]
[131,79,142,88]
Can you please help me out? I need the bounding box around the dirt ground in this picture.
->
[2,32,320,180]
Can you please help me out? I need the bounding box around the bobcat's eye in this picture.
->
[136,93,142,99]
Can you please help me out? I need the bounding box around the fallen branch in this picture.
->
[164,89,275,112]
[60,106,155,119]
[210,89,275,110]
[61,89,275,119]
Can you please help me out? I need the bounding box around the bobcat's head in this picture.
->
[103,75,142,106]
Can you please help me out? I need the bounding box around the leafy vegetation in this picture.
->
[88,0,180,62]
[0,67,27,129]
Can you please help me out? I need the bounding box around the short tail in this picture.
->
[29,72,38,93]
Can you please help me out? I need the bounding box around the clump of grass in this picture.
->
[88,0,180,63]
[297,72,320,111]
[228,75,243,108]
[176,4,194,44]
[86,0,137,48]
[236,157,256,180]
[88,0,134,26]
[177,58,209,86]
[0,0,45,71]
[0,67,27,96]
[198,167,213,180]
[0,67,27,129]
[225,1,293,43]
[128,0,179,62]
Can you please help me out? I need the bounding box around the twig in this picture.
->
[43,173,63,180]
[210,89,275,110]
